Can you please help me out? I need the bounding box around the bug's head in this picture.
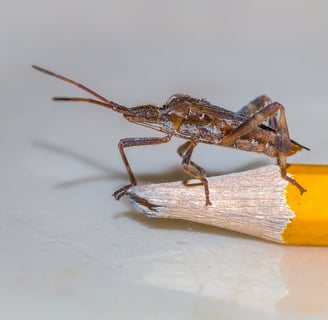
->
[124,104,163,130]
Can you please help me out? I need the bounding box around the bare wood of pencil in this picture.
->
[125,164,328,246]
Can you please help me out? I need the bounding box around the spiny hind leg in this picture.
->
[227,101,306,194]
[238,95,278,129]
[238,95,272,115]
[177,141,211,206]
[221,102,291,150]
[273,103,306,194]
[278,153,306,194]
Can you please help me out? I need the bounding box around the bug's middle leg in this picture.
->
[177,141,211,206]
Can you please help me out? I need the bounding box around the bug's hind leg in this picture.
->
[278,153,306,194]
[177,141,211,206]
[224,101,306,194]
[238,95,272,116]
[238,95,278,130]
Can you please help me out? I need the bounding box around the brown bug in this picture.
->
[32,65,309,206]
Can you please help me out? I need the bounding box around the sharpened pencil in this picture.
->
[125,164,328,245]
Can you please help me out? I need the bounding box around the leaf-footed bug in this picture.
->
[32,65,309,206]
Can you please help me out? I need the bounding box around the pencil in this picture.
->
[125,164,328,245]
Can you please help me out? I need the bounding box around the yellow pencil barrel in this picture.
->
[282,164,328,245]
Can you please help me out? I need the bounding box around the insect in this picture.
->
[32,65,309,206]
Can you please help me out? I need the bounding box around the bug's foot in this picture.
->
[282,175,307,195]
[206,198,212,206]
[113,184,135,200]
[291,179,307,195]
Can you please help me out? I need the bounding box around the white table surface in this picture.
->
[2,1,328,319]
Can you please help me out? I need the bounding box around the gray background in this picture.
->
[2,1,328,319]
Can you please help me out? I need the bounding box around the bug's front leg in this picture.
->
[177,141,211,206]
[221,102,306,194]
[113,135,172,200]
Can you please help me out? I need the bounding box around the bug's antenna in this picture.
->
[32,65,130,114]
[52,97,130,111]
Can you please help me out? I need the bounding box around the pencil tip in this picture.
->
[126,192,163,217]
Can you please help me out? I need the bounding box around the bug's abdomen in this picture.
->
[175,121,225,144]
[230,128,277,156]
[173,111,238,144]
